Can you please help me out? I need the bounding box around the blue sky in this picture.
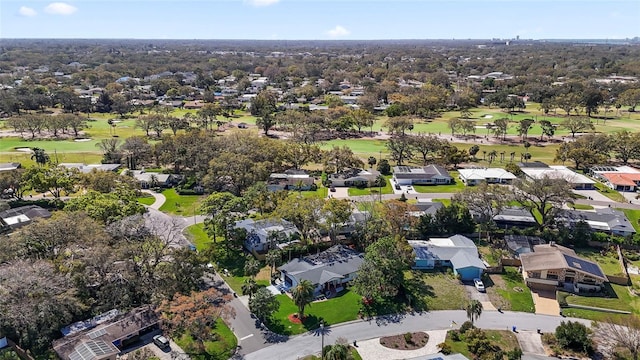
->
[1,0,638,39]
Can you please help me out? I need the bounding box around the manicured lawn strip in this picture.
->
[158,188,205,215]
[574,248,624,276]
[137,195,155,206]
[299,347,361,360]
[492,267,535,312]
[269,290,361,335]
[622,209,640,232]
[347,175,392,196]
[405,271,468,311]
[569,203,594,210]
[432,198,452,206]
[413,172,465,193]
[595,183,626,202]
[300,186,329,198]
[564,284,637,312]
[185,223,210,251]
[444,330,520,358]
[558,308,631,323]
[174,318,237,360]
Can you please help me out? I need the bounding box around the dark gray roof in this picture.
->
[517,161,549,168]
[559,208,636,234]
[394,165,452,179]
[504,235,545,254]
[279,245,364,286]
[493,207,537,224]
[414,201,444,216]
[409,236,485,270]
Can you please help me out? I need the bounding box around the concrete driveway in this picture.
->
[515,330,547,355]
[532,290,560,316]
[329,187,350,199]
[463,281,497,311]
[573,190,615,203]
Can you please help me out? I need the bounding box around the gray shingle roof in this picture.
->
[279,245,364,286]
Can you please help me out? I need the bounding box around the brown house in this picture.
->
[520,243,608,293]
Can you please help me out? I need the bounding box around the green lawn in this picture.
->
[185,223,210,251]
[301,186,329,198]
[269,290,361,335]
[622,209,640,232]
[444,329,521,359]
[414,172,465,193]
[595,183,626,202]
[404,270,468,311]
[137,195,156,206]
[174,318,237,360]
[348,175,393,196]
[569,203,594,210]
[564,283,638,313]
[574,248,624,276]
[158,188,206,215]
[488,267,535,312]
[300,347,362,360]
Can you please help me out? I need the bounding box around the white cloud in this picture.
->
[327,25,350,38]
[19,6,37,17]
[244,0,280,7]
[44,2,78,15]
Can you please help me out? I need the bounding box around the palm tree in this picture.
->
[466,299,483,326]
[324,343,349,360]
[30,147,49,166]
[291,279,315,318]
[265,249,282,282]
[241,278,258,300]
[488,150,498,165]
[244,257,261,278]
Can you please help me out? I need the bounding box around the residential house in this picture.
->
[124,170,175,189]
[520,243,608,292]
[328,168,380,188]
[409,235,486,280]
[59,163,121,174]
[393,165,453,186]
[493,207,538,228]
[520,165,595,190]
[235,218,301,255]
[183,100,205,109]
[267,170,315,191]
[558,208,636,236]
[0,205,51,230]
[0,163,21,172]
[504,235,545,258]
[408,200,444,218]
[53,307,159,360]
[590,165,640,192]
[458,168,517,186]
[278,245,364,296]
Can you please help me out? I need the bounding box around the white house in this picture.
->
[393,165,453,186]
[458,168,517,186]
[409,235,486,280]
[521,165,595,190]
[235,218,301,254]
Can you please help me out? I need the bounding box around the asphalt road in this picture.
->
[242,310,590,360]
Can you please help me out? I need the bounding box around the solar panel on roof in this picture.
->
[88,328,107,339]
[563,254,604,278]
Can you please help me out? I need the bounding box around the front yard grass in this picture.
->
[269,290,361,335]
[444,329,520,359]
[622,208,640,232]
[595,183,626,202]
[569,203,594,210]
[347,175,393,196]
[563,283,637,313]
[158,188,205,215]
[137,194,155,206]
[487,267,535,312]
[185,223,209,250]
[174,318,237,360]
[405,270,468,311]
[413,172,465,193]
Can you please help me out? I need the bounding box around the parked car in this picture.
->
[330,186,336,192]
[473,278,485,292]
[153,335,170,349]
[395,184,401,190]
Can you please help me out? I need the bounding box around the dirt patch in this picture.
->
[487,274,510,310]
[379,332,429,350]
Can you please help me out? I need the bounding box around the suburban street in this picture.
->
[241,310,591,360]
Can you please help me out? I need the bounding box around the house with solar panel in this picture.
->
[53,307,159,360]
[519,243,608,293]
[408,235,486,281]
[393,165,453,186]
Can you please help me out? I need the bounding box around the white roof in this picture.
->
[3,214,30,225]
[458,168,517,180]
[521,165,595,184]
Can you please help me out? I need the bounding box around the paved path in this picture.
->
[243,311,590,360]
[356,330,447,360]
[141,189,167,210]
[515,330,547,355]
[532,290,561,316]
